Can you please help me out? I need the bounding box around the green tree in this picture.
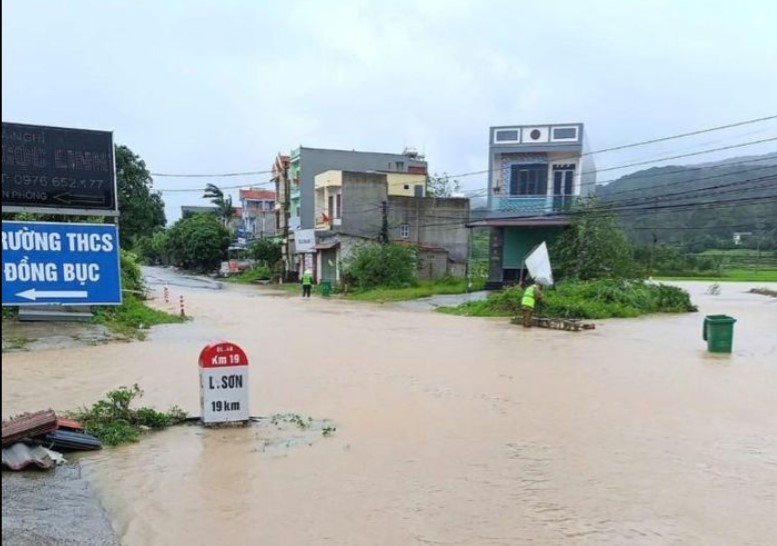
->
[203,183,234,227]
[553,197,638,280]
[115,145,166,248]
[248,238,282,266]
[165,214,230,272]
[135,230,170,265]
[343,243,417,290]
[426,172,461,197]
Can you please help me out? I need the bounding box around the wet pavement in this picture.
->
[393,290,489,311]
[2,270,776,545]
[2,463,118,546]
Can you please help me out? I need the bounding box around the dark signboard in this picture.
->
[2,122,117,215]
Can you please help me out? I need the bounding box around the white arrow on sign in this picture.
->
[15,289,89,301]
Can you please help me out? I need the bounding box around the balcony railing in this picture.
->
[490,195,579,215]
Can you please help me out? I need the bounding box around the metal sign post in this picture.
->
[198,341,250,424]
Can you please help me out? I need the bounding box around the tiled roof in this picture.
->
[2,410,58,446]
[240,189,276,201]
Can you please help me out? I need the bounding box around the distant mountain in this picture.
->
[595,154,777,248]
[692,152,777,169]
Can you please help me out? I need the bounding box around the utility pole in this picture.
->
[283,162,291,280]
[379,200,389,244]
[755,216,765,274]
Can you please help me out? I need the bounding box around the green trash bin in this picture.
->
[320,280,332,298]
[703,314,736,353]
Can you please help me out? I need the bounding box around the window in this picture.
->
[551,126,578,141]
[400,224,410,239]
[335,194,341,219]
[396,161,404,171]
[553,165,576,211]
[509,164,548,196]
[403,184,410,190]
[494,129,520,143]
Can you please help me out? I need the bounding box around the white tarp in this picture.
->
[524,241,554,286]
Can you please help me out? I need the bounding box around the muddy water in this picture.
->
[3,272,776,545]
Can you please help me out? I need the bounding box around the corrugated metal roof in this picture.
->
[2,410,58,446]
[2,443,56,470]
[314,241,340,250]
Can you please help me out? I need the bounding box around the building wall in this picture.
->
[241,200,277,238]
[340,172,388,238]
[580,135,597,196]
[314,170,343,228]
[488,123,587,206]
[416,250,449,281]
[387,196,470,263]
[296,148,427,229]
[386,173,427,197]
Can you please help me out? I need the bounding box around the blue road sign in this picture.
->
[2,221,122,306]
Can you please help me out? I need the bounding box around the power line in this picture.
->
[449,135,777,182]
[151,169,274,178]
[149,114,776,183]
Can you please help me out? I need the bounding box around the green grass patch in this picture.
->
[93,295,186,339]
[347,278,481,302]
[67,384,187,446]
[697,249,773,257]
[439,279,697,319]
[222,264,272,284]
[3,336,32,352]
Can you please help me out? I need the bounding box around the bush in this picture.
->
[343,243,417,290]
[120,249,145,294]
[553,197,638,280]
[441,279,697,319]
[68,384,187,446]
[227,264,272,284]
[93,250,185,337]
[248,238,282,267]
[165,214,230,272]
[134,230,170,265]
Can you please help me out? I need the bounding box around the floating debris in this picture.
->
[2,443,65,471]
[511,316,596,332]
[40,429,102,452]
[1,411,100,452]
[2,410,58,446]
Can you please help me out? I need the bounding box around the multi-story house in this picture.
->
[469,123,596,287]
[238,188,276,239]
[272,147,428,278]
[312,170,469,283]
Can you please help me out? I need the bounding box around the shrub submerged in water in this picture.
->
[542,279,697,319]
[440,279,697,319]
[68,385,187,446]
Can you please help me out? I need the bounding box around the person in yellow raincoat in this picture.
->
[520,279,544,328]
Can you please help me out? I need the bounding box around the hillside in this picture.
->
[596,154,777,250]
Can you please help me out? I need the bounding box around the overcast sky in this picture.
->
[3,0,776,222]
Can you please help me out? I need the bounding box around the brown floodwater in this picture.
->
[3,271,776,545]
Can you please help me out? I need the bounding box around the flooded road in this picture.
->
[3,270,776,545]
